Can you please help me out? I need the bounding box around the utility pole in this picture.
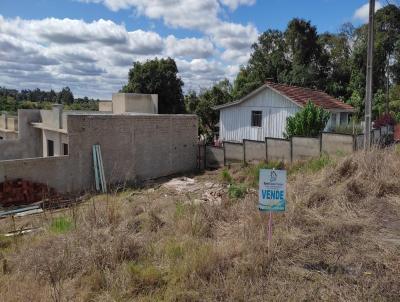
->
[364,0,375,150]
[386,51,390,115]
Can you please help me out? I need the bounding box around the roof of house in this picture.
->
[214,81,354,112]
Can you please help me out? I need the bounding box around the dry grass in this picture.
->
[0,149,400,301]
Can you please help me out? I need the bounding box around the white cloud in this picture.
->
[165,36,215,58]
[219,0,256,11]
[0,0,260,97]
[353,1,383,23]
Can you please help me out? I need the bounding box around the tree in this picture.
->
[284,101,330,138]
[122,58,185,114]
[57,87,74,105]
[185,79,233,136]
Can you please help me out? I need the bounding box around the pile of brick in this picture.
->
[0,179,58,207]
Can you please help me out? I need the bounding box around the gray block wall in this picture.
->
[206,146,224,168]
[224,142,243,163]
[321,133,354,155]
[0,110,42,160]
[266,138,291,162]
[244,140,265,163]
[0,114,198,194]
[291,137,320,161]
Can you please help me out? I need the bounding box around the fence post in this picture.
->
[223,143,226,166]
[203,143,207,170]
[243,139,246,164]
[319,133,323,155]
[290,137,293,163]
[265,137,268,163]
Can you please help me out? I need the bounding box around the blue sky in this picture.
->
[0,0,385,98]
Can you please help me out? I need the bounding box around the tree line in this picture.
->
[0,87,99,113]
[122,5,400,137]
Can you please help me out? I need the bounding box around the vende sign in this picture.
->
[259,169,286,212]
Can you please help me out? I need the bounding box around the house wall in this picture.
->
[219,87,300,141]
[0,114,198,194]
[112,93,158,114]
[99,101,113,112]
[0,110,42,161]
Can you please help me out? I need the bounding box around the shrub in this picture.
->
[220,168,233,184]
[374,113,396,128]
[285,101,330,138]
[228,184,247,199]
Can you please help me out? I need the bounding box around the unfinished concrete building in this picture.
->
[0,93,198,197]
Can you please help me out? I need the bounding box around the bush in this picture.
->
[374,113,396,128]
[220,168,233,184]
[285,101,330,138]
[333,124,363,135]
[228,184,247,199]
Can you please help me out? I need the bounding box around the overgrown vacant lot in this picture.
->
[1,149,400,302]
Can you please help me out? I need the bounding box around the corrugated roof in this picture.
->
[214,82,354,112]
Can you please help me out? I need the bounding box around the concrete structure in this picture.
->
[98,100,113,112]
[0,93,198,195]
[111,93,158,114]
[0,113,19,140]
[214,82,355,142]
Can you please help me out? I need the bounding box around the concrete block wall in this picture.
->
[266,138,291,163]
[0,110,42,160]
[112,93,158,114]
[321,133,354,155]
[0,156,74,193]
[291,137,320,161]
[244,140,265,163]
[224,141,243,163]
[206,146,224,168]
[0,114,198,194]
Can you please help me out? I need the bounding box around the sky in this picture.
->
[0,0,389,99]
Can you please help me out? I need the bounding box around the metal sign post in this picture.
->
[259,169,287,251]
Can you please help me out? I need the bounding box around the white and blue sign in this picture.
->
[259,169,286,212]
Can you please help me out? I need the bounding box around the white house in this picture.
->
[213,82,355,142]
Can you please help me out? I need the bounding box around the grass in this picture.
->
[289,153,333,174]
[228,183,247,198]
[49,216,73,234]
[0,149,399,301]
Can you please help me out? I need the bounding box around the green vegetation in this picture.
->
[220,167,233,184]
[122,58,185,114]
[228,184,247,199]
[0,87,99,114]
[289,154,333,174]
[285,101,330,138]
[50,217,73,234]
[185,6,400,138]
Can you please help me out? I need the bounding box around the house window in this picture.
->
[47,140,54,157]
[63,143,69,155]
[251,111,262,127]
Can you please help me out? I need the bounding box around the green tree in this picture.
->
[185,79,233,136]
[122,58,184,114]
[284,101,330,138]
[57,87,74,105]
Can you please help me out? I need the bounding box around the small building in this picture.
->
[214,82,354,142]
[0,93,197,195]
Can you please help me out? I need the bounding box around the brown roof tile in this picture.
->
[266,81,354,111]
